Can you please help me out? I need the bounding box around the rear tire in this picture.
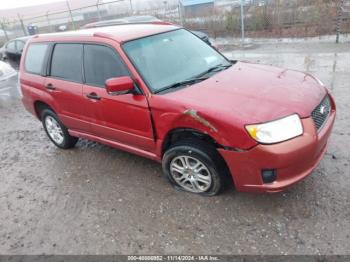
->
[162,139,230,196]
[41,109,78,149]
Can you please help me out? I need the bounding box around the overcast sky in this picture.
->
[0,0,178,11]
[0,0,64,10]
[0,0,175,10]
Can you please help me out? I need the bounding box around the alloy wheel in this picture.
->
[170,155,212,193]
[45,115,64,145]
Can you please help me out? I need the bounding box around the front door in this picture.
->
[82,44,155,152]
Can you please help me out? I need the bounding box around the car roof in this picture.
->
[33,23,180,43]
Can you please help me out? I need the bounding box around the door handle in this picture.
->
[45,83,56,90]
[86,92,101,100]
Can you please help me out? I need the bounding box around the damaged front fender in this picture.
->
[149,96,258,151]
[183,109,218,133]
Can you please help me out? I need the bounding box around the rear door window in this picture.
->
[24,43,49,75]
[50,43,83,83]
[16,41,25,52]
[83,44,129,87]
[6,41,16,52]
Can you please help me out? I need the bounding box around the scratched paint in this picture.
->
[183,109,218,132]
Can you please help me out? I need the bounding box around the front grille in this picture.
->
[311,95,331,131]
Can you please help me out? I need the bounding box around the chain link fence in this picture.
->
[0,0,349,46]
[182,0,350,43]
[0,0,132,44]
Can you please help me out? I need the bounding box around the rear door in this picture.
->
[82,44,155,152]
[45,43,90,132]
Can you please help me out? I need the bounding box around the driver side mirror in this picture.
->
[105,76,134,95]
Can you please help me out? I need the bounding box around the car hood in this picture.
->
[162,61,327,124]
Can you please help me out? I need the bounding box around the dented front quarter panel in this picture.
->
[148,95,257,150]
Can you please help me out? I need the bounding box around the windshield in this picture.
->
[123,29,231,93]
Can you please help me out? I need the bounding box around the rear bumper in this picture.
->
[219,109,336,193]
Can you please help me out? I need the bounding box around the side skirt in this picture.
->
[68,129,162,162]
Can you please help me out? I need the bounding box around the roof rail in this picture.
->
[84,21,173,29]
[93,32,118,41]
[150,21,173,25]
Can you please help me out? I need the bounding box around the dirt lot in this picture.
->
[0,42,349,255]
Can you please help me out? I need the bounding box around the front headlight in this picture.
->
[245,114,303,144]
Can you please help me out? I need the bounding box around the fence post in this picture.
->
[336,0,345,43]
[163,1,167,17]
[240,0,245,46]
[276,0,281,37]
[1,22,9,41]
[66,0,76,30]
[46,12,54,33]
[178,1,184,25]
[17,14,28,36]
[96,0,102,21]
[129,0,134,14]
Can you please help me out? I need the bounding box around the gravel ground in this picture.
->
[0,42,349,255]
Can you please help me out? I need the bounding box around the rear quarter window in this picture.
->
[25,43,49,75]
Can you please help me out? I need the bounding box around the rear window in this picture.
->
[24,43,49,75]
[50,44,83,83]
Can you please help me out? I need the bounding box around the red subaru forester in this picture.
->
[20,23,336,196]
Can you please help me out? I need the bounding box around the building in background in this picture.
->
[179,0,215,18]
[214,0,267,9]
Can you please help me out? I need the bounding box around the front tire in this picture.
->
[162,139,229,196]
[41,109,78,149]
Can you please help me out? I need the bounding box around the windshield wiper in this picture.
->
[155,63,232,94]
[195,63,232,78]
[156,76,209,93]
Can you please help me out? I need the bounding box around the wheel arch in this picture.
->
[34,100,55,120]
[161,127,223,157]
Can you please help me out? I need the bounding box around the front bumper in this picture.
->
[219,108,336,193]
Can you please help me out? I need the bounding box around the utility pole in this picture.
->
[336,0,345,43]
[66,0,76,30]
[17,14,28,36]
[240,0,245,47]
